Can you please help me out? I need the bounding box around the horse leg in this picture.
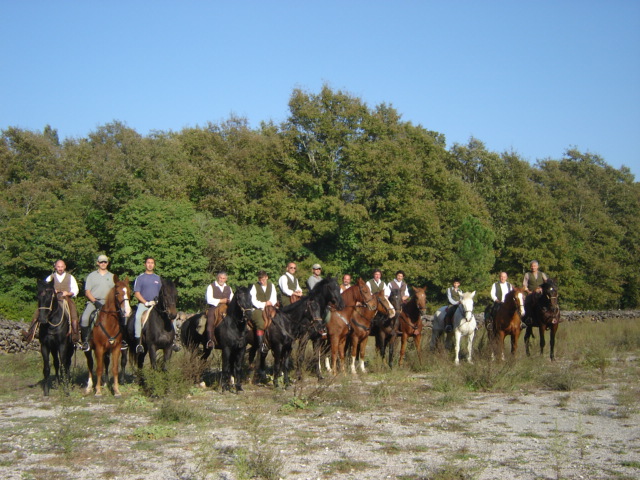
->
[112,348,122,397]
[414,333,422,365]
[162,346,173,372]
[41,346,51,396]
[119,347,127,385]
[349,334,358,375]
[233,347,246,393]
[454,330,462,365]
[550,324,557,361]
[95,347,105,396]
[539,326,546,357]
[358,336,369,373]
[499,332,506,361]
[511,329,520,357]
[84,351,94,395]
[148,345,158,370]
[398,333,408,367]
[467,331,475,364]
[524,327,532,357]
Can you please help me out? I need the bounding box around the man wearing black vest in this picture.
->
[487,272,513,323]
[443,279,463,333]
[278,262,303,307]
[388,270,411,304]
[205,271,233,348]
[250,270,277,354]
[522,260,549,327]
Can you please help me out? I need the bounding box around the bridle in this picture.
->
[38,288,66,328]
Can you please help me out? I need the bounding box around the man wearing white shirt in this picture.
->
[46,260,80,343]
[367,269,390,297]
[278,262,302,307]
[388,270,411,303]
[205,271,234,348]
[250,271,277,353]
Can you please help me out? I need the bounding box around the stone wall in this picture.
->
[0,318,39,354]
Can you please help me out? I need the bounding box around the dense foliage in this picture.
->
[1,86,638,317]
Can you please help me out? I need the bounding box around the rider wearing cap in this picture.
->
[80,254,116,352]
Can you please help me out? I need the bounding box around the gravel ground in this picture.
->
[0,357,638,480]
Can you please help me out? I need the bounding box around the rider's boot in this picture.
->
[71,319,81,345]
[80,326,91,352]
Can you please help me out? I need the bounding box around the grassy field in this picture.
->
[0,318,638,480]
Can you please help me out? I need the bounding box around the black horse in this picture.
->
[371,289,402,368]
[524,279,561,360]
[180,312,213,360]
[36,279,74,396]
[286,277,344,380]
[127,278,178,370]
[247,298,323,388]
[214,286,253,392]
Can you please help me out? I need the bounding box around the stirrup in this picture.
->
[136,344,144,354]
[80,342,90,352]
[206,340,214,349]
[120,340,129,351]
[171,343,181,352]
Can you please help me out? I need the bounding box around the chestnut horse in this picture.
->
[371,289,402,368]
[325,278,375,374]
[347,290,395,374]
[84,277,132,396]
[486,287,526,360]
[397,287,427,366]
[524,279,560,360]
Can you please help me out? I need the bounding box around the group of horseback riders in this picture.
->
[23,255,180,354]
[24,254,552,355]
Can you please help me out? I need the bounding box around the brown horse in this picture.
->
[486,287,526,361]
[325,278,375,374]
[84,277,132,396]
[347,290,395,374]
[397,287,427,366]
[524,279,560,360]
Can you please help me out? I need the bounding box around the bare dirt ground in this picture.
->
[0,320,639,480]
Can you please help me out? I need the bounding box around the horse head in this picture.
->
[323,277,345,311]
[234,286,254,324]
[37,279,57,324]
[375,291,396,318]
[459,291,475,322]
[412,286,428,318]
[512,287,526,317]
[353,278,376,310]
[113,276,132,320]
[541,279,559,314]
[158,278,178,321]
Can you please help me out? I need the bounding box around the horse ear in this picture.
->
[113,274,119,283]
[471,291,476,298]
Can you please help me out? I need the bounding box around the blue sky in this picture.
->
[2,1,639,179]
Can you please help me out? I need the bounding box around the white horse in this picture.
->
[430,291,477,364]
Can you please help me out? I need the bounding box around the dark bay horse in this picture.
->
[214,286,252,392]
[325,278,375,374]
[347,290,395,374]
[132,278,178,370]
[397,287,427,366]
[371,289,402,368]
[283,277,344,379]
[84,277,132,396]
[248,298,322,387]
[36,279,73,396]
[524,279,561,360]
[485,287,526,361]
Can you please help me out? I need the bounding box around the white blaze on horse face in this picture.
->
[516,291,525,316]
[121,287,132,318]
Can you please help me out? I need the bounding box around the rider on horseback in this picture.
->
[80,255,119,352]
[486,272,513,325]
[133,257,180,354]
[23,260,80,345]
[388,270,411,305]
[205,271,233,349]
[443,278,463,333]
[250,270,277,354]
[278,262,303,306]
[521,260,548,328]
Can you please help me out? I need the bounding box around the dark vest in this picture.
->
[493,282,512,301]
[254,282,274,304]
[283,274,299,294]
[53,274,72,293]
[211,282,232,301]
[449,288,462,303]
[389,280,406,295]
[527,272,547,291]
[369,280,384,294]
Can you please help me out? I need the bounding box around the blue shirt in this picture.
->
[134,273,161,302]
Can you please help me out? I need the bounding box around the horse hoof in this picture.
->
[95,391,102,397]
[114,393,122,398]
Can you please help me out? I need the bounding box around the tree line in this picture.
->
[1,85,638,319]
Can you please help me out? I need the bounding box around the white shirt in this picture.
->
[278,273,301,297]
[206,282,234,306]
[367,279,391,297]
[491,282,512,302]
[250,283,278,309]
[45,272,79,297]
[388,279,410,298]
